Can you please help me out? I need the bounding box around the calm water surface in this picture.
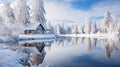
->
[0,37,120,67]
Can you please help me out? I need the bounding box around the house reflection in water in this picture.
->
[19,42,49,66]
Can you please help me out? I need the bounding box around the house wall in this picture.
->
[24,30,35,34]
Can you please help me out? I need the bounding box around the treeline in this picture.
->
[47,11,120,36]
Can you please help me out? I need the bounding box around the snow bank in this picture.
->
[59,33,120,38]
[0,34,56,43]
[19,34,56,40]
[0,36,17,43]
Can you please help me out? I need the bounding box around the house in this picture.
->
[24,22,46,34]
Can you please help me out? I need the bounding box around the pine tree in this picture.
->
[56,23,61,34]
[109,16,119,34]
[71,24,78,34]
[101,11,113,33]
[91,22,97,34]
[77,24,83,34]
[1,3,15,24]
[46,21,54,34]
[84,17,91,34]
[0,3,24,37]
[67,26,72,34]
[13,0,29,24]
[30,0,46,25]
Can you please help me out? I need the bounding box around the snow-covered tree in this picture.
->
[101,11,113,33]
[46,21,53,34]
[10,22,25,37]
[49,26,54,34]
[54,23,61,34]
[77,24,83,34]
[67,26,72,34]
[0,3,24,37]
[94,22,97,32]
[30,0,46,25]
[65,25,72,34]
[1,3,15,24]
[60,23,66,34]
[46,21,51,29]
[13,0,29,24]
[71,24,78,34]
[84,17,91,34]
[90,22,97,34]
[116,23,120,33]
[46,21,51,31]
[63,24,68,34]
[56,23,61,34]
[108,16,119,34]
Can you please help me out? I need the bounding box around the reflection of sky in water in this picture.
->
[44,38,120,67]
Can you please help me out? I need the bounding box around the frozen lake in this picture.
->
[0,37,120,67]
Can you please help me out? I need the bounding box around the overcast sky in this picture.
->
[0,0,120,24]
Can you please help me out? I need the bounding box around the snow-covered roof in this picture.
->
[24,22,40,30]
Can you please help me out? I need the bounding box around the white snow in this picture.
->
[13,0,29,24]
[0,36,16,43]
[19,34,56,40]
[24,22,40,30]
[84,17,91,34]
[59,33,120,38]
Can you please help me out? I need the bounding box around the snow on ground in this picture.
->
[19,34,56,40]
[0,34,56,43]
[0,36,17,43]
[59,33,120,38]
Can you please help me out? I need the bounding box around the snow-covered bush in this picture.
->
[84,17,91,34]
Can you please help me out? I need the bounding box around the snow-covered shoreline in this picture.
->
[59,33,120,38]
[0,34,56,43]
[0,33,120,43]
[19,34,56,40]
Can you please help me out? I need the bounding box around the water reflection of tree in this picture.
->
[91,38,97,47]
[84,38,92,52]
[100,38,120,58]
[54,38,64,46]
[71,37,78,45]
[55,37,120,59]
[77,37,83,45]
